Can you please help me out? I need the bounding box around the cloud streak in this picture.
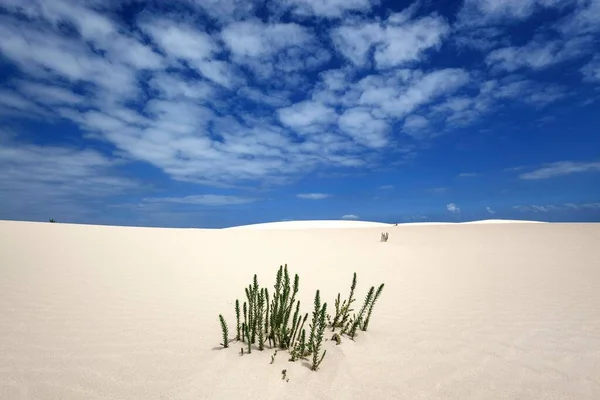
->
[296,193,331,200]
[519,161,600,179]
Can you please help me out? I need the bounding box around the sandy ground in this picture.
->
[1,220,599,399]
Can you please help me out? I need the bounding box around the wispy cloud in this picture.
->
[341,214,360,220]
[379,185,394,189]
[457,0,566,27]
[274,0,374,18]
[296,193,331,200]
[486,36,592,72]
[0,140,138,222]
[447,203,461,213]
[486,206,496,215]
[331,11,449,69]
[429,187,448,194]
[582,55,600,82]
[143,195,258,206]
[514,202,600,212]
[519,161,600,179]
[459,172,478,178]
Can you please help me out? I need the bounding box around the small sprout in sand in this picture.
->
[219,315,229,348]
[332,332,341,345]
[49,218,57,223]
[240,347,244,356]
[271,350,278,364]
[380,232,389,242]
[281,369,287,380]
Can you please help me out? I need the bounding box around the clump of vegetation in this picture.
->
[49,218,57,223]
[380,232,389,242]
[217,264,384,373]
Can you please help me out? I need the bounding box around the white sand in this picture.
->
[1,220,599,399]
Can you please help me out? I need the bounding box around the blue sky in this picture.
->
[0,0,599,228]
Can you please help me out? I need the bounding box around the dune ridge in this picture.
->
[225,219,546,229]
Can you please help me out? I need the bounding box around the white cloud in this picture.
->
[331,14,449,69]
[238,87,291,107]
[143,194,257,206]
[278,101,338,133]
[379,185,394,189]
[486,36,592,72]
[447,203,460,213]
[0,0,164,71]
[140,17,238,88]
[486,206,496,215]
[403,115,430,137]
[582,56,600,82]
[16,81,85,105]
[338,107,389,148]
[459,172,478,177]
[221,19,328,82]
[185,0,258,23]
[278,0,374,18]
[0,20,139,100]
[519,161,600,179]
[341,214,360,220]
[0,90,50,118]
[457,0,566,26]
[357,68,470,119]
[222,20,311,58]
[297,193,330,199]
[558,0,600,36]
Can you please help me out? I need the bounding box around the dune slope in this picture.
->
[1,221,599,399]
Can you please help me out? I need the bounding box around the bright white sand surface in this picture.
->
[1,220,599,399]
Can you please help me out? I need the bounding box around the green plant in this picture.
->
[348,286,375,339]
[49,218,56,223]
[243,301,248,341]
[217,264,385,373]
[331,272,356,331]
[257,288,266,350]
[219,314,229,348]
[307,289,321,354]
[380,232,389,242]
[235,300,241,341]
[311,299,327,371]
[244,323,251,353]
[269,265,301,349]
[362,283,384,331]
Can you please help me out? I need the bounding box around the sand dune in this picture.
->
[224,220,393,229]
[226,219,546,229]
[1,220,599,399]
